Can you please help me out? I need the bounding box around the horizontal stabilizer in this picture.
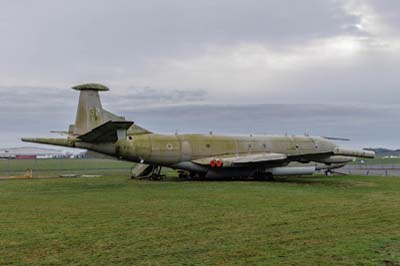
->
[78,121,133,143]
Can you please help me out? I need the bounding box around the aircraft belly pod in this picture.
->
[22,84,375,180]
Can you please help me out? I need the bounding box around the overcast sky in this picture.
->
[0,0,399,149]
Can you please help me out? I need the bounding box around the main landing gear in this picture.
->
[177,171,206,180]
[253,172,275,181]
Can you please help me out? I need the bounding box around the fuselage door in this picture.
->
[181,140,192,161]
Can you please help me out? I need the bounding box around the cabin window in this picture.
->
[206,144,211,148]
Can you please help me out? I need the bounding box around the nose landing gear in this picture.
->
[325,169,333,176]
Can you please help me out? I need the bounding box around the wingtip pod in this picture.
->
[334,148,375,159]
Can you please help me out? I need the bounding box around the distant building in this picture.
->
[0,147,68,159]
[15,155,37,159]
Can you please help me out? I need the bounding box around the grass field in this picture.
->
[1,172,400,265]
[0,157,398,177]
[0,159,133,177]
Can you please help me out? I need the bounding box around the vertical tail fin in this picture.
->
[22,83,151,147]
[71,83,124,136]
[68,83,150,138]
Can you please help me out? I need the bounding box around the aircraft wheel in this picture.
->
[190,172,206,181]
[178,171,190,180]
[325,170,333,176]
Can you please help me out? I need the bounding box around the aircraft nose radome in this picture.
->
[334,148,375,159]
[363,150,375,158]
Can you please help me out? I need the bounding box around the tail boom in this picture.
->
[21,138,76,148]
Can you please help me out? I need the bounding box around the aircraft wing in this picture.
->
[191,147,374,169]
[192,152,287,168]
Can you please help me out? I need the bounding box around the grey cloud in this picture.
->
[0,86,207,132]
[1,87,399,149]
[0,0,362,80]
[267,52,400,105]
[0,87,76,135]
[0,86,75,110]
[104,87,207,110]
[125,104,400,148]
[0,0,399,150]
[363,0,400,29]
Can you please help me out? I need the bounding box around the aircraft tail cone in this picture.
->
[21,138,75,148]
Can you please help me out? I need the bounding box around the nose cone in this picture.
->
[362,150,375,158]
[334,148,375,159]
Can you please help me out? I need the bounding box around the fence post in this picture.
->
[8,157,11,177]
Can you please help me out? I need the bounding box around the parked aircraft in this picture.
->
[22,84,374,180]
